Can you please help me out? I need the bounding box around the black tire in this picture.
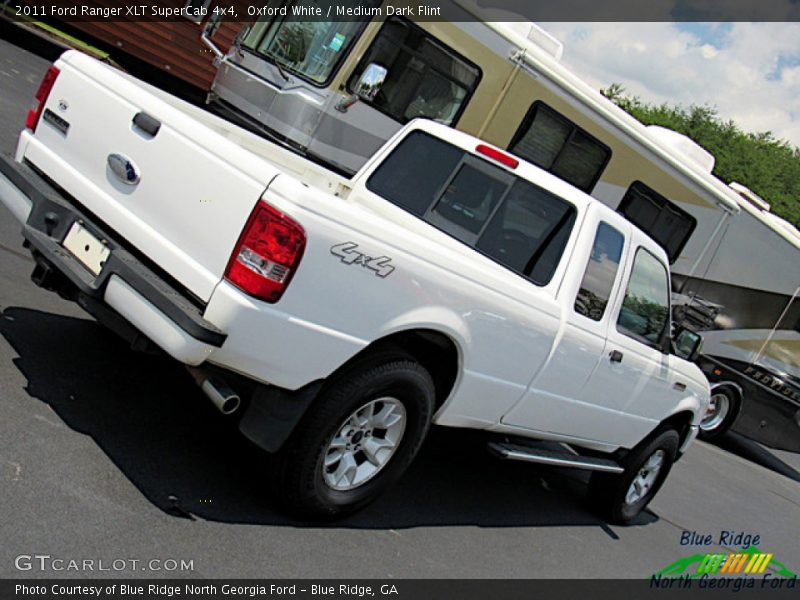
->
[587,429,679,524]
[272,356,435,519]
[698,385,740,442]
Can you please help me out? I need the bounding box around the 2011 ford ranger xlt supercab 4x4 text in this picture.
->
[0,51,709,522]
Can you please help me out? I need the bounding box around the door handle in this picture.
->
[609,350,624,363]
[132,112,161,138]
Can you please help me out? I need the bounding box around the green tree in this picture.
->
[599,85,800,228]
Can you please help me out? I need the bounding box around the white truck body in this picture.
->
[1,51,709,519]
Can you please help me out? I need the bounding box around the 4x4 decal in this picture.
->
[330,242,395,278]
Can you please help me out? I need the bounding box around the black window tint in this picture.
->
[617,249,670,347]
[367,131,576,287]
[527,210,577,285]
[433,164,507,234]
[366,131,462,216]
[510,102,611,192]
[617,182,696,263]
[349,18,480,126]
[476,180,576,285]
[575,222,624,321]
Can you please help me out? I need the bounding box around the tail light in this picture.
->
[26,66,60,132]
[225,201,306,303]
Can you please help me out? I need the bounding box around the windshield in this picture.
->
[240,1,378,84]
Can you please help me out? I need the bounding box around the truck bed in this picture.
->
[14,50,347,303]
[130,70,352,195]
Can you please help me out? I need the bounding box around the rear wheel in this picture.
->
[588,429,679,524]
[272,356,435,519]
[698,386,739,441]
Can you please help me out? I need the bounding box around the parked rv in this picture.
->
[204,0,800,451]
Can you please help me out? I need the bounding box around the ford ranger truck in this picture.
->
[0,51,709,523]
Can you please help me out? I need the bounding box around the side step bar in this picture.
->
[488,441,624,474]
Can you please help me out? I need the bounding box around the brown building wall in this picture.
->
[66,1,245,90]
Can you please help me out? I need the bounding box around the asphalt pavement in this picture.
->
[0,24,798,579]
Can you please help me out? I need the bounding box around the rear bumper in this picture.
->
[1,152,336,452]
[0,153,226,364]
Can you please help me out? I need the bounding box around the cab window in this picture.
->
[575,222,624,321]
[617,248,670,348]
[367,131,576,286]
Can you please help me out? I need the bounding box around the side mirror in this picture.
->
[336,63,388,113]
[672,328,703,362]
[354,63,388,101]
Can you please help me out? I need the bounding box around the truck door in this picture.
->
[502,211,634,444]
[589,234,677,446]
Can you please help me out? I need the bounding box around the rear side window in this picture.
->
[617,182,696,263]
[367,131,577,286]
[617,248,670,347]
[575,222,624,321]
[510,102,611,193]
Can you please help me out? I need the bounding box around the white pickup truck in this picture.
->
[1,51,710,523]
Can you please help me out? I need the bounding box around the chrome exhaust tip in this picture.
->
[187,367,241,415]
[202,378,241,415]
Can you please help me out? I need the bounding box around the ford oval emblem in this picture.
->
[107,153,141,185]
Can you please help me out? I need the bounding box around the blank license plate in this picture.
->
[62,221,110,275]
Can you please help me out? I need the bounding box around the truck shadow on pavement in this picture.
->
[2,306,659,531]
[713,432,800,483]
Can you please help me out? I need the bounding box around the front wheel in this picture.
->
[698,386,739,441]
[587,429,679,524]
[272,357,435,519]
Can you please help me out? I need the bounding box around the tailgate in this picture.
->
[20,51,278,302]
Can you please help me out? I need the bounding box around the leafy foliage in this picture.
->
[600,84,800,228]
[619,296,669,344]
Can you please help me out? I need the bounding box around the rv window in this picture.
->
[240,20,273,49]
[367,131,576,286]
[510,102,611,193]
[349,18,480,126]
[617,248,670,348]
[617,182,696,263]
[242,1,376,85]
[575,222,625,321]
